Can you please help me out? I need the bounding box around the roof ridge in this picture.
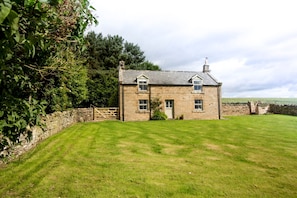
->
[124,69,201,73]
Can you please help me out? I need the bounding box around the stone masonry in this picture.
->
[120,84,221,121]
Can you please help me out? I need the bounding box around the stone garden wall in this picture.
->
[223,102,297,117]
[10,108,93,159]
[222,103,251,116]
[269,104,297,116]
[3,107,118,162]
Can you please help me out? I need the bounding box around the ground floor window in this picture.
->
[194,99,203,110]
[139,100,148,110]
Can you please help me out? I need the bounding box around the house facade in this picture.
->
[118,60,222,121]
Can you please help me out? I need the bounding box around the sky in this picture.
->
[89,0,297,98]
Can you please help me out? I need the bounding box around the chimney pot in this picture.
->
[203,57,210,73]
[119,60,125,70]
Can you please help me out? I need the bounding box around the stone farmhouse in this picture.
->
[118,59,222,121]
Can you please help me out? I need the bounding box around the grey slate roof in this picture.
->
[121,70,220,86]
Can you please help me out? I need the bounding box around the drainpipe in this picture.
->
[217,83,222,119]
[121,85,125,121]
[118,61,125,121]
[149,85,152,120]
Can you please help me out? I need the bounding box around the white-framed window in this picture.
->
[194,99,203,110]
[138,80,148,91]
[139,100,148,110]
[193,80,202,92]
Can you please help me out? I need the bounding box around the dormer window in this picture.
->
[193,80,202,92]
[137,74,149,91]
[190,74,203,93]
[139,80,148,91]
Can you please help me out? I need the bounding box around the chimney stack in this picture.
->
[203,57,210,73]
[119,60,125,70]
[119,60,125,83]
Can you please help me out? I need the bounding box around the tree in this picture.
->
[129,61,161,71]
[85,69,118,107]
[121,42,145,66]
[42,48,88,112]
[0,0,97,157]
[84,31,161,107]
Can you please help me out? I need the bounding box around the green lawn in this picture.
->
[1,115,297,197]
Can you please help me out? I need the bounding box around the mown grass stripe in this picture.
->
[0,115,297,197]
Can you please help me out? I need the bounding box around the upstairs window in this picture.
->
[139,100,148,110]
[194,99,203,110]
[137,74,149,92]
[138,80,148,91]
[193,80,202,92]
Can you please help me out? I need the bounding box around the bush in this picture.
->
[151,110,167,120]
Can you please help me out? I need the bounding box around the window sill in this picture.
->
[192,110,204,113]
[136,110,150,113]
[191,91,204,94]
[136,91,149,94]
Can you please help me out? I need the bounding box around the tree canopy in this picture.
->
[83,31,161,107]
[0,0,97,157]
[0,1,160,157]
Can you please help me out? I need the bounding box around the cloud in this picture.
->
[89,0,297,98]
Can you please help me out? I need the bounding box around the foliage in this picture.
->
[0,0,96,156]
[128,61,161,71]
[151,110,167,120]
[84,31,161,107]
[1,115,297,197]
[85,69,119,107]
[121,42,145,66]
[42,49,88,112]
[150,98,167,120]
[150,98,162,112]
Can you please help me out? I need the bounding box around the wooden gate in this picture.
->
[92,107,119,121]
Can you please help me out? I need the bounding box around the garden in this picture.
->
[1,115,296,197]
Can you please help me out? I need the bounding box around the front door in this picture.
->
[165,100,174,119]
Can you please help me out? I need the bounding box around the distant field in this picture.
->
[1,115,297,197]
[222,98,297,105]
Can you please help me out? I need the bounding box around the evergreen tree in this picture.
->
[84,31,161,107]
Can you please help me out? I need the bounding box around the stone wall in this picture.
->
[10,108,94,159]
[257,103,270,115]
[1,107,120,162]
[7,107,120,160]
[222,103,250,116]
[269,104,297,116]
[77,108,94,122]
[119,84,221,121]
[223,102,297,116]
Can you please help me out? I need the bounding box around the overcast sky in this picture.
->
[89,0,297,98]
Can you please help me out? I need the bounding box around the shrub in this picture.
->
[151,110,167,120]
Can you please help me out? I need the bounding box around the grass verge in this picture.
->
[0,115,297,197]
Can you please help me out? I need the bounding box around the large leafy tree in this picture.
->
[0,0,96,156]
[84,31,161,107]
[42,48,89,112]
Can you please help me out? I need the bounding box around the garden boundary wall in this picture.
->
[2,107,118,161]
[269,104,297,116]
[222,103,251,116]
[222,102,297,116]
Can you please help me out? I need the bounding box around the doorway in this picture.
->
[165,100,174,119]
